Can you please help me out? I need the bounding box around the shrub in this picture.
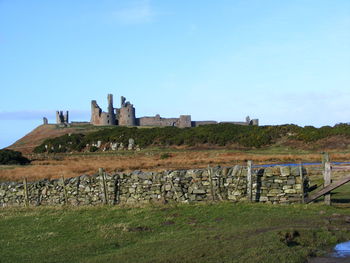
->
[0,149,31,165]
[89,146,99,152]
[160,153,171,159]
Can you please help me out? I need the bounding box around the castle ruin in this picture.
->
[56,111,69,125]
[90,94,259,127]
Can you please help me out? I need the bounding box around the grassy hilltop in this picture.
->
[7,124,106,154]
[32,123,350,154]
[7,123,350,155]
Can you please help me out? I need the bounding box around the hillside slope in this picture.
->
[7,124,102,154]
[7,123,350,154]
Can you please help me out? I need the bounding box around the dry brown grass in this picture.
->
[1,150,350,182]
[7,124,101,154]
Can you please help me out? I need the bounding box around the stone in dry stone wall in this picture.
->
[255,166,308,204]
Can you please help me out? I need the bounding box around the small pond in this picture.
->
[333,240,350,258]
[308,241,350,262]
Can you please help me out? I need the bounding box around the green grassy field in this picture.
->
[1,202,350,263]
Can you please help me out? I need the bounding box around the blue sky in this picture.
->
[1,0,350,149]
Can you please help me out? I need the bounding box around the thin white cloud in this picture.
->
[112,0,154,25]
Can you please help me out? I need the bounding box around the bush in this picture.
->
[160,153,171,159]
[89,146,99,152]
[0,149,31,165]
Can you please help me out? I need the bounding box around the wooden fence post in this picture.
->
[61,175,68,205]
[104,171,110,204]
[322,152,330,167]
[324,162,331,205]
[115,175,120,205]
[247,161,253,202]
[299,163,305,204]
[207,165,215,201]
[99,168,108,205]
[23,177,29,207]
[216,169,223,201]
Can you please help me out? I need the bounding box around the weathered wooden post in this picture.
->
[299,163,305,204]
[322,152,330,167]
[207,165,215,201]
[324,162,332,205]
[23,177,29,207]
[104,171,109,205]
[216,168,223,201]
[115,175,120,205]
[99,168,108,205]
[61,175,68,205]
[247,161,253,202]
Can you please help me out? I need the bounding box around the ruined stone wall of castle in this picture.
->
[91,100,115,126]
[0,165,308,207]
[90,101,104,125]
[220,121,249,125]
[192,121,218,127]
[192,119,259,127]
[251,119,259,126]
[137,115,192,127]
[138,115,179,127]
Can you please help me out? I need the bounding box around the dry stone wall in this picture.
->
[0,165,308,207]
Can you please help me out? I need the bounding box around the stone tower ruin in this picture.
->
[56,111,69,124]
[107,94,116,125]
[90,95,136,126]
[179,115,192,128]
[118,96,136,126]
